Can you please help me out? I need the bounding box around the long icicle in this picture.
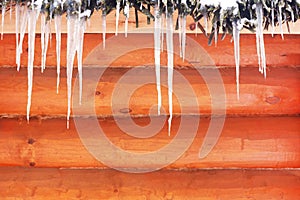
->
[154,4,161,115]
[27,9,39,122]
[17,5,28,71]
[40,14,46,72]
[54,15,62,94]
[166,13,173,136]
[76,17,86,105]
[1,4,5,40]
[15,3,20,67]
[115,0,120,35]
[66,16,78,129]
[271,0,275,37]
[278,4,284,40]
[256,3,266,78]
[232,20,240,100]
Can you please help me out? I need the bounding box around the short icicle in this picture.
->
[166,13,174,136]
[124,1,130,37]
[54,15,62,94]
[181,15,186,61]
[154,4,161,115]
[102,13,106,49]
[66,16,78,129]
[115,0,120,35]
[76,17,86,105]
[232,20,240,100]
[27,9,39,122]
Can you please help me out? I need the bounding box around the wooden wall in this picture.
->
[0,13,299,198]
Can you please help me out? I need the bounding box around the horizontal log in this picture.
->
[0,117,299,169]
[0,167,299,199]
[0,33,299,68]
[0,67,298,117]
[2,10,300,34]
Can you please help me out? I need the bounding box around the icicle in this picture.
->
[166,14,173,136]
[102,14,106,49]
[76,17,86,105]
[15,4,20,67]
[181,15,186,61]
[278,5,284,40]
[214,22,218,47]
[161,13,164,52]
[1,4,5,40]
[154,5,161,115]
[115,0,120,36]
[27,9,39,122]
[54,15,62,94]
[124,1,129,37]
[195,21,198,36]
[41,14,46,72]
[178,16,182,58]
[271,0,275,37]
[256,3,266,78]
[204,13,208,36]
[66,16,78,129]
[232,20,240,100]
[17,6,28,71]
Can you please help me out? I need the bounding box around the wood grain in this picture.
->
[0,167,299,199]
[0,116,299,169]
[0,34,299,68]
[0,67,298,117]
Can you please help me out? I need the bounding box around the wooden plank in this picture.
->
[0,34,299,68]
[2,9,300,34]
[0,117,299,168]
[0,167,299,199]
[0,67,299,117]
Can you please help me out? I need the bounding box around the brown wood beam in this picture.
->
[0,67,298,117]
[0,167,299,199]
[0,117,299,169]
[0,34,299,68]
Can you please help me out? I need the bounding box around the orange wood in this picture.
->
[0,67,298,117]
[0,34,299,68]
[0,167,299,199]
[0,117,299,168]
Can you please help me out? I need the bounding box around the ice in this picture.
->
[54,15,62,94]
[204,13,208,36]
[161,13,164,52]
[17,6,28,71]
[27,9,39,121]
[166,14,173,136]
[115,0,120,36]
[255,3,266,78]
[154,5,161,115]
[271,0,275,37]
[232,20,240,100]
[1,4,5,40]
[214,21,218,47]
[15,4,20,67]
[181,15,186,61]
[102,14,106,49]
[278,5,284,40]
[76,17,86,105]
[66,16,78,129]
[41,14,50,73]
[124,1,130,37]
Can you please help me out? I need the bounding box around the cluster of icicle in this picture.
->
[0,0,293,131]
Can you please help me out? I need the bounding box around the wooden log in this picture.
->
[0,117,299,169]
[0,34,299,68]
[0,67,298,117]
[0,167,299,199]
